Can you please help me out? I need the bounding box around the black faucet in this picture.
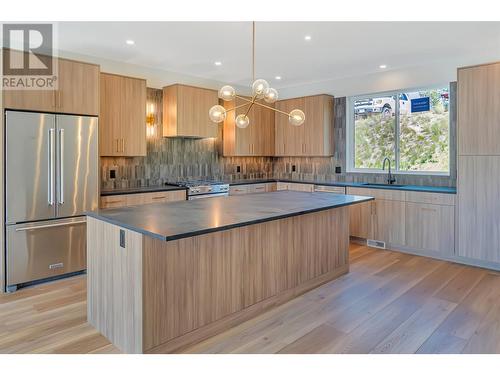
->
[382,157,396,185]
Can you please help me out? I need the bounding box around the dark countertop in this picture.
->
[101,184,187,196]
[88,191,374,241]
[226,178,456,194]
[100,178,456,196]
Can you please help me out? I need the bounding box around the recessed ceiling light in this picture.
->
[126,40,135,45]
[304,35,312,41]
[275,76,282,80]
[214,61,222,66]
[379,64,387,69]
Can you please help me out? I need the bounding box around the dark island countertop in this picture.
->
[87,191,374,242]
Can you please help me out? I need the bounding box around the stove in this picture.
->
[171,180,230,200]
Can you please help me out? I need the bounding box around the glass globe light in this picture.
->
[252,79,269,99]
[209,105,226,123]
[289,109,305,126]
[235,114,250,128]
[264,87,278,103]
[218,85,236,101]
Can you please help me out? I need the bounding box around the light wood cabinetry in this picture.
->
[457,62,500,266]
[275,94,334,156]
[405,202,455,256]
[100,190,186,209]
[99,73,146,156]
[372,199,406,247]
[163,84,219,138]
[56,59,99,115]
[349,201,373,239]
[458,63,500,155]
[276,182,314,192]
[2,52,99,115]
[457,156,500,263]
[229,183,277,196]
[223,97,275,156]
[347,187,455,254]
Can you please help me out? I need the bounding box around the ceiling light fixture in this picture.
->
[209,22,305,128]
[214,61,222,66]
[275,76,282,80]
[304,35,312,41]
[126,40,135,45]
[379,64,387,69]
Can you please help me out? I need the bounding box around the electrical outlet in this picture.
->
[292,165,296,172]
[335,166,341,174]
[109,168,117,180]
[236,165,241,173]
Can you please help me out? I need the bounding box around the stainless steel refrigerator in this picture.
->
[4,110,98,292]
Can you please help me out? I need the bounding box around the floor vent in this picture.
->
[367,239,386,249]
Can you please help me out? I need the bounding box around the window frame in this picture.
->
[346,84,451,176]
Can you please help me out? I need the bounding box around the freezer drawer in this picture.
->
[6,217,87,286]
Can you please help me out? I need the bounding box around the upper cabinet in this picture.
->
[275,94,334,156]
[458,62,500,155]
[223,97,275,156]
[2,52,99,116]
[163,84,219,138]
[99,73,146,157]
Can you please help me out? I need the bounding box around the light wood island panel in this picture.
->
[87,206,350,353]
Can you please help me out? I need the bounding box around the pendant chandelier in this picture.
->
[209,21,305,129]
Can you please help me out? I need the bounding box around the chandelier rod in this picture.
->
[235,95,290,117]
[252,21,255,83]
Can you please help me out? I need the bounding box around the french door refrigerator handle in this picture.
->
[14,218,87,232]
[58,128,64,204]
[48,128,55,206]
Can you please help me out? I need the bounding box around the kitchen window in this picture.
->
[347,86,450,174]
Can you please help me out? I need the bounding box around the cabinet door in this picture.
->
[2,49,56,112]
[288,183,314,192]
[122,77,146,156]
[372,199,405,246]
[458,156,500,263]
[99,73,122,156]
[251,102,275,155]
[178,85,218,138]
[275,98,305,156]
[57,59,99,115]
[405,202,454,255]
[304,95,334,156]
[458,63,500,155]
[229,185,249,195]
[248,184,267,194]
[349,201,373,239]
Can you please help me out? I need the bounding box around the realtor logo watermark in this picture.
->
[2,23,58,90]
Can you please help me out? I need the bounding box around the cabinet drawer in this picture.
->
[266,183,277,192]
[100,196,128,209]
[347,187,405,201]
[248,184,268,194]
[405,191,455,206]
[276,182,290,191]
[229,186,249,195]
[288,183,315,192]
[405,202,454,255]
[100,190,186,208]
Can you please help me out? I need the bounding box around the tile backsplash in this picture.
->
[101,87,456,190]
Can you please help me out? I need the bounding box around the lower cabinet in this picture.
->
[372,199,406,247]
[229,183,277,196]
[347,187,456,256]
[100,190,186,209]
[276,182,314,192]
[405,202,455,256]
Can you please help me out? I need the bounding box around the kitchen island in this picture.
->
[86,191,373,353]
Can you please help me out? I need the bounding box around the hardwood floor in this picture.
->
[1,243,500,354]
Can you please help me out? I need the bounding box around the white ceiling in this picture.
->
[55,22,500,98]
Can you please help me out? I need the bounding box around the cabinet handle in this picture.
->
[115,139,119,153]
[58,91,62,109]
[151,196,167,200]
[122,139,125,153]
[421,207,437,212]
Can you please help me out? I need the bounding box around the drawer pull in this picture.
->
[49,262,64,270]
[152,196,167,200]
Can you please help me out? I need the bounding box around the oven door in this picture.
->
[188,192,229,200]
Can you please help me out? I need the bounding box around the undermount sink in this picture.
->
[361,183,407,188]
